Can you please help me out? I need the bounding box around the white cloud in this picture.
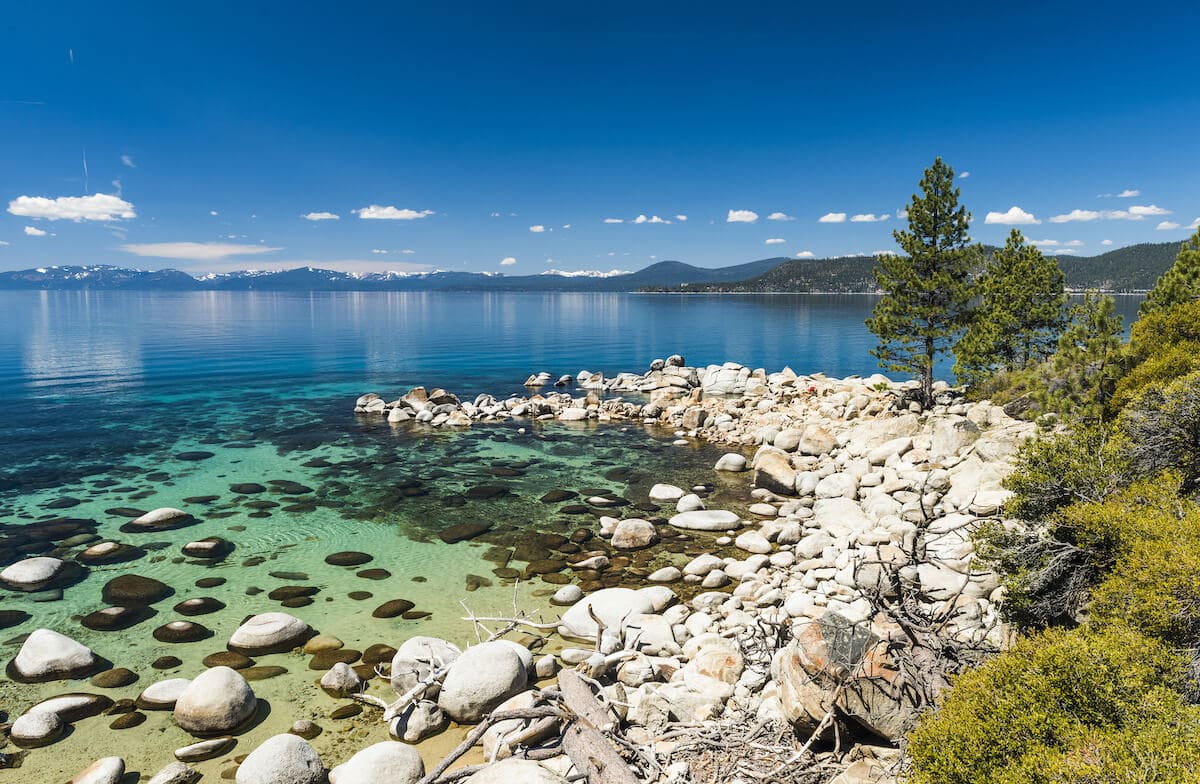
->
[764,238,786,245]
[209,210,218,216]
[1157,221,1181,231]
[1049,205,1171,223]
[959,171,971,179]
[302,211,340,221]
[985,206,1040,225]
[8,193,136,222]
[767,212,795,221]
[0,239,8,245]
[1117,189,1140,198]
[401,249,416,254]
[500,256,517,266]
[354,205,435,220]
[634,214,670,224]
[603,218,624,224]
[727,209,759,223]
[120,242,283,260]
[1190,218,1200,230]
[24,226,46,237]
[120,154,136,168]
[1102,239,1114,245]
[562,224,571,229]
[675,214,688,222]
[1046,248,1079,255]
[371,249,388,254]
[896,208,908,219]
[795,250,815,258]
[850,213,890,223]
[818,212,847,223]
[529,224,546,233]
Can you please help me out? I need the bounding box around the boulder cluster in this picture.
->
[345,358,1037,783]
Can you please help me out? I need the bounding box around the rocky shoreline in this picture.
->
[342,357,1037,783]
[0,357,1034,783]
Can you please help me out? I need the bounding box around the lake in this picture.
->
[0,290,1143,777]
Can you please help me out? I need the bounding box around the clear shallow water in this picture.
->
[0,291,1144,778]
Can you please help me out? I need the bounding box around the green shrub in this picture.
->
[1119,372,1200,490]
[1112,298,1200,410]
[905,626,1190,784]
[1003,424,1129,522]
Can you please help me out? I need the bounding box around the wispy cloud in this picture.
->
[24,226,47,237]
[603,218,624,224]
[959,171,971,179]
[8,193,136,221]
[985,206,1040,225]
[727,209,759,223]
[767,212,795,221]
[764,238,786,244]
[529,225,546,233]
[850,213,890,223]
[1157,221,1181,231]
[354,205,435,220]
[120,242,283,260]
[1117,189,1140,198]
[1029,239,1084,247]
[302,211,340,221]
[120,154,136,168]
[818,212,847,223]
[675,214,688,221]
[500,256,517,266]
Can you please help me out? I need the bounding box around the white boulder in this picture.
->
[174,666,257,734]
[329,741,424,784]
[235,734,323,784]
[438,641,529,723]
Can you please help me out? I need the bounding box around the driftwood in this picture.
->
[416,705,563,784]
[558,670,640,784]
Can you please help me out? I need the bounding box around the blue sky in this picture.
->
[1,1,1198,274]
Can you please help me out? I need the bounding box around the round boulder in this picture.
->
[557,587,655,640]
[390,636,462,695]
[174,666,257,734]
[68,756,125,784]
[235,734,323,784]
[610,518,659,550]
[667,509,740,531]
[1,556,66,591]
[10,710,65,748]
[7,628,101,682]
[102,574,173,606]
[437,641,529,723]
[228,612,312,655]
[329,741,424,784]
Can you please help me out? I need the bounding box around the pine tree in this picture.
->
[954,229,1067,385]
[1140,228,1200,316]
[1039,291,1124,422]
[867,158,980,403]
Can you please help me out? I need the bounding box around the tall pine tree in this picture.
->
[1140,227,1200,316]
[1039,291,1124,422]
[954,229,1067,386]
[867,158,980,404]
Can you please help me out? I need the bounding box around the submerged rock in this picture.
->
[68,756,125,784]
[8,628,101,682]
[228,612,312,655]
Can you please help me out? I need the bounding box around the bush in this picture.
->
[1112,298,1200,410]
[905,626,1191,784]
[1003,424,1129,522]
[1119,371,1200,490]
[979,476,1179,631]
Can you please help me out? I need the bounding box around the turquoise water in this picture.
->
[0,290,1144,778]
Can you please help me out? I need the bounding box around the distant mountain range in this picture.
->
[0,258,787,292]
[0,242,1182,293]
[649,242,1182,294]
